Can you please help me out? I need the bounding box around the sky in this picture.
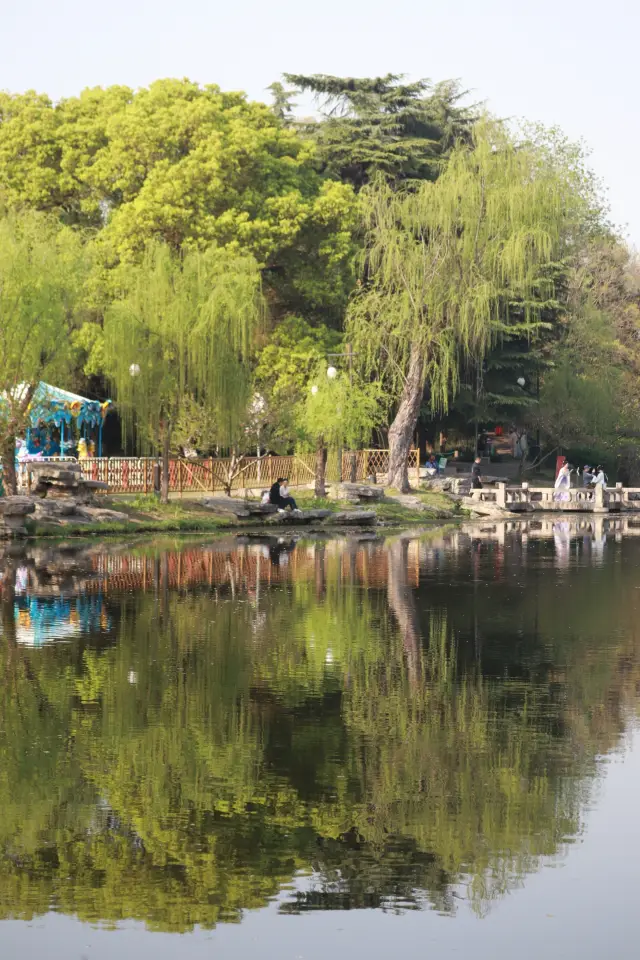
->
[3,0,640,244]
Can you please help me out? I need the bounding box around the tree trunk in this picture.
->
[1,558,17,648]
[348,450,357,482]
[161,421,171,505]
[315,435,327,497]
[387,346,424,492]
[387,538,421,687]
[1,436,17,495]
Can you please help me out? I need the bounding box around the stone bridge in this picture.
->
[467,482,640,514]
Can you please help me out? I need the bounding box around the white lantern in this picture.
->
[327,365,338,380]
[517,377,526,388]
[311,384,318,395]
[129,363,141,377]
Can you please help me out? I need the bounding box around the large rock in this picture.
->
[201,497,277,519]
[265,509,332,525]
[331,483,385,503]
[34,498,78,518]
[29,462,82,478]
[0,496,36,516]
[329,511,377,526]
[0,496,35,538]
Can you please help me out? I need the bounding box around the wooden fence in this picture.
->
[72,449,420,495]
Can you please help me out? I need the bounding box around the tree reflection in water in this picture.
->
[0,522,639,929]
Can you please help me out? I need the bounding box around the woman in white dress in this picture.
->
[554,462,571,501]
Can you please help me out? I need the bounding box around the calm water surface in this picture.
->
[2,516,640,958]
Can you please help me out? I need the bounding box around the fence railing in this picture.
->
[65,450,419,495]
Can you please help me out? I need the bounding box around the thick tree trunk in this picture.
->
[387,346,424,492]
[161,421,171,505]
[348,450,357,483]
[1,436,17,495]
[315,435,327,497]
[1,559,17,648]
[387,538,421,687]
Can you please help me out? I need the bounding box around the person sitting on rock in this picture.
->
[269,477,298,511]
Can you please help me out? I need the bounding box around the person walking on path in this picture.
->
[471,457,483,490]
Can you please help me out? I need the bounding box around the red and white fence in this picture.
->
[18,450,419,495]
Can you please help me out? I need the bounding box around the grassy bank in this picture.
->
[28,488,462,538]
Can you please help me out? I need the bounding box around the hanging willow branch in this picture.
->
[104,242,263,456]
[347,119,585,414]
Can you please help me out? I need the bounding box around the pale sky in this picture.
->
[3,0,639,243]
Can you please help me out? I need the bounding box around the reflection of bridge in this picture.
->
[457,514,640,543]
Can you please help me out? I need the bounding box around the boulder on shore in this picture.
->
[330,510,377,526]
[265,509,332,525]
[0,495,36,538]
[201,497,278,519]
[331,483,385,503]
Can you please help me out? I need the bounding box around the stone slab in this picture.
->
[0,496,36,516]
[28,462,82,476]
[329,511,377,526]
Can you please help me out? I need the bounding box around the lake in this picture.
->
[2,516,640,959]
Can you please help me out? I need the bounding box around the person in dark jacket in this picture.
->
[269,477,298,510]
[471,457,483,489]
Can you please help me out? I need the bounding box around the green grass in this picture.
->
[26,486,465,539]
[29,495,233,539]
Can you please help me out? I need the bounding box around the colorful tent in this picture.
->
[25,383,112,457]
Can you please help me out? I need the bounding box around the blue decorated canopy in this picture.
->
[27,382,111,431]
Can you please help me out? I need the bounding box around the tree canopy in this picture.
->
[347,121,590,489]
[284,73,475,189]
[0,79,357,323]
[103,241,262,498]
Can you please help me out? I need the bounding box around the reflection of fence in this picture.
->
[85,542,418,593]
[72,450,420,495]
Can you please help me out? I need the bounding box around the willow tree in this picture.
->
[0,209,87,493]
[300,362,385,495]
[347,122,583,491]
[103,242,262,501]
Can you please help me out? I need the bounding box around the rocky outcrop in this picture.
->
[331,511,377,525]
[265,509,333,525]
[33,498,130,525]
[201,497,278,519]
[331,483,385,504]
[28,462,108,502]
[0,496,35,537]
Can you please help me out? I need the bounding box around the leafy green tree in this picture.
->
[348,122,587,490]
[0,80,357,325]
[0,209,88,492]
[284,73,474,189]
[300,361,386,494]
[103,241,261,500]
[252,316,342,451]
[535,236,640,468]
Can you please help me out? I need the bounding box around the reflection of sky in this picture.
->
[2,730,638,960]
